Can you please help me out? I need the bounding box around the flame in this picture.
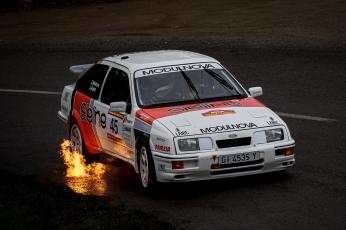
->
[60,140,107,195]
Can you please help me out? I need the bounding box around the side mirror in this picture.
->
[109,101,127,113]
[248,87,263,97]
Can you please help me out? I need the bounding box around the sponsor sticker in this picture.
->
[200,123,258,134]
[156,137,167,142]
[175,128,189,136]
[202,110,236,117]
[136,112,154,125]
[123,133,133,148]
[88,80,100,92]
[155,144,171,153]
[109,111,125,120]
[123,116,133,124]
[168,101,242,114]
[122,126,132,132]
[107,133,124,145]
[80,102,106,128]
[267,117,280,126]
[135,62,222,78]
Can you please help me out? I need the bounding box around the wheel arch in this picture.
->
[134,129,151,173]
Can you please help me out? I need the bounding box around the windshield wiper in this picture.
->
[180,70,201,102]
[204,69,240,96]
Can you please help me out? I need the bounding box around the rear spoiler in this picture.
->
[69,64,93,77]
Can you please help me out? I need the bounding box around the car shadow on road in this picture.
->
[50,154,295,200]
[152,171,294,198]
[101,158,295,199]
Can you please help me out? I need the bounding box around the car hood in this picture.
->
[139,98,283,137]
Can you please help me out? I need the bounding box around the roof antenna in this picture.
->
[121,56,129,60]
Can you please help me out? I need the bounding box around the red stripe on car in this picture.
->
[72,91,100,153]
[141,98,265,121]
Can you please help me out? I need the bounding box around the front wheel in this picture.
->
[138,142,157,191]
[69,122,99,163]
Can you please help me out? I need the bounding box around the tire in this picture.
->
[69,122,99,163]
[137,140,157,192]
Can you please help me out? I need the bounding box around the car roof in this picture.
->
[103,50,219,73]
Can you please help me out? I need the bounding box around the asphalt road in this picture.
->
[0,44,345,229]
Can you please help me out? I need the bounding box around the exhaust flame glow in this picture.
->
[60,140,107,195]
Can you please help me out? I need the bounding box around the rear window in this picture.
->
[76,64,109,99]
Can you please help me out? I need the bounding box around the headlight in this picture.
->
[265,128,284,142]
[178,138,199,151]
[254,128,284,144]
[178,137,213,152]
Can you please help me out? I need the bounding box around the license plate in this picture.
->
[217,151,261,165]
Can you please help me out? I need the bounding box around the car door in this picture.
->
[93,66,134,160]
[73,63,109,153]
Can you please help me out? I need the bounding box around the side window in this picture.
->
[101,68,131,105]
[76,64,109,99]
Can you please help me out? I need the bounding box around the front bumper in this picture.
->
[152,140,295,182]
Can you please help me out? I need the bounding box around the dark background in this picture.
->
[0,0,345,229]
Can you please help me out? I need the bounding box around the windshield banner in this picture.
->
[135,62,223,78]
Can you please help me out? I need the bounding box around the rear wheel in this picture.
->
[70,123,83,153]
[138,141,157,191]
[69,122,99,163]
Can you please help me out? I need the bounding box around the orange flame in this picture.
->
[60,140,107,195]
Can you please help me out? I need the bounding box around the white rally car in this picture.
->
[58,50,295,189]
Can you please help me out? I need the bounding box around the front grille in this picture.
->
[216,137,251,148]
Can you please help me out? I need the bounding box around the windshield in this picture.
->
[135,62,247,108]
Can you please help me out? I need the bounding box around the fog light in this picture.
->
[172,161,184,169]
[284,147,295,156]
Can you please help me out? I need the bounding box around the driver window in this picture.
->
[101,68,131,106]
